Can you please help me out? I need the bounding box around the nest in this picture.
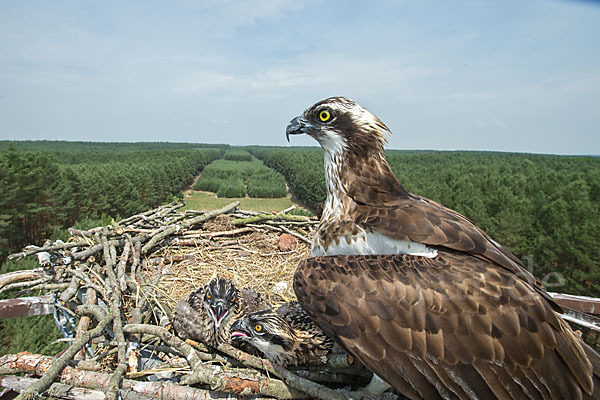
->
[153,227,310,311]
[0,201,380,400]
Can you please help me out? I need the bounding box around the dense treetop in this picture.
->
[0,144,222,260]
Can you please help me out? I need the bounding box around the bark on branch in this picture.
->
[14,312,113,400]
[141,201,240,254]
[232,214,313,226]
[0,354,273,400]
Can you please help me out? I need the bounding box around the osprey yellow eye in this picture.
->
[319,110,331,122]
[206,292,211,299]
[254,324,262,332]
[230,295,235,303]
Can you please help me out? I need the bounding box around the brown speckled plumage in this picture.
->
[295,253,600,400]
[230,302,333,366]
[173,277,270,347]
[286,96,600,399]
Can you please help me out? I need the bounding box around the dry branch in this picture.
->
[141,201,240,254]
[216,344,348,400]
[7,241,86,261]
[0,203,379,399]
[0,354,272,400]
[14,312,113,400]
[1,375,108,400]
[0,268,49,289]
[279,225,312,245]
[75,288,97,360]
[232,214,313,226]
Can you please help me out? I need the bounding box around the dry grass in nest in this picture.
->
[143,223,312,310]
[202,214,234,232]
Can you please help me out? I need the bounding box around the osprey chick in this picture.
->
[173,277,270,347]
[230,301,334,366]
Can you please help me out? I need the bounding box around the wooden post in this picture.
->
[0,295,53,319]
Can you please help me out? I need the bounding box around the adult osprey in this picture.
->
[286,96,600,399]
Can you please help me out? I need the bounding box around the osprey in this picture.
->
[230,301,334,366]
[287,97,600,399]
[173,277,270,347]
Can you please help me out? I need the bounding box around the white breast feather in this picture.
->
[312,228,438,258]
[316,136,438,258]
[253,340,289,365]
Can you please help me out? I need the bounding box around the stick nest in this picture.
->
[1,201,385,400]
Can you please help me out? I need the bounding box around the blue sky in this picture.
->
[0,0,599,154]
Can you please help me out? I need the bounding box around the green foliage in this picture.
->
[0,140,229,153]
[0,314,67,355]
[224,149,253,162]
[193,157,288,199]
[288,207,314,217]
[250,146,326,210]
[194,176,223,193]
[251,146,600,297]
[247,168,288,198]
[217,179,247,198]
[0,145,222,259]
[195,159,263,181]
[0,258,67,356]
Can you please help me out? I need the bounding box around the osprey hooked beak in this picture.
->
[286,116,313,142]
[230,319,252,341]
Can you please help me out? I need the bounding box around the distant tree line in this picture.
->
[251,147,600,297]
[249,147,327,210]
[0,145,222,259]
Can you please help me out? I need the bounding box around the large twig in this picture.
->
[74,288,97,360]
[66,268,105,299]
[0,353,273,400]
[217,344,349,400]
[141,201,240,254]
[59,275,80,303]
[100,233,128,400]
[0,277,52,294]
[279,225,312,245]
[0,269,49,289]
[14,312,113,400]
[231,213,312,226]
[1,375,107,400]
[8,242,86,261]
[25,282,71,292]
[122,324,201,368]
[116,239,131,292]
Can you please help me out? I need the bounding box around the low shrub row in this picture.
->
[224,149,253,162]
[193,157,288,198]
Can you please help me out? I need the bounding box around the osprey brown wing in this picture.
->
[294,253,598,400]
[340,162,557,307]
[342,159,522,269]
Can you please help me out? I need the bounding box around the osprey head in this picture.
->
[286,96,391,157]
[203,278,239,331]
[230,309,297,365]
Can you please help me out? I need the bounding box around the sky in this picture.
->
[0,0,599,154]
